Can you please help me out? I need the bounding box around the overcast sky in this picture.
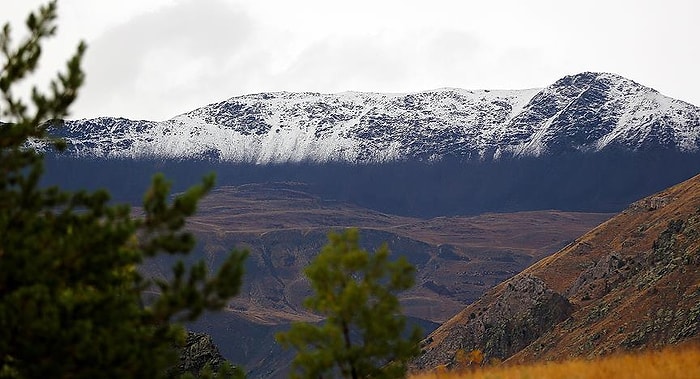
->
[4,0,699,121]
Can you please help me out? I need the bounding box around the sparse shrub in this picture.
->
[467,349,484,366]
[433,364,447,378]
[488,357,502,366]
[276,228,422,379]
[454,349,468,370]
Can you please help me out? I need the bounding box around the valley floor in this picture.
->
[411,345,700,379]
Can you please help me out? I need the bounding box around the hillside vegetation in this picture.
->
[412,345,700,379]
[415,173,700,369]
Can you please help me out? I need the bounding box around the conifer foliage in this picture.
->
[0,2,247,378]
[276,229,422,379]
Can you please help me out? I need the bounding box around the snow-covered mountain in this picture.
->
[54,72,700,163]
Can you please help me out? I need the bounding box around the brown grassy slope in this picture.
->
[411,344,700,379]
[416,173,700,368]
[525,175,700,296]
[179,183,610,324]
[144,183,610,377]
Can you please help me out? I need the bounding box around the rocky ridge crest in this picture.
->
[51,72,699,163]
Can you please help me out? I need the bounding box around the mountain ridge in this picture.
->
[50,72,699,163]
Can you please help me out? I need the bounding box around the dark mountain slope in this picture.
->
[43,149,700,217]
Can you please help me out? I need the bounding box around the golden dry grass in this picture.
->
[411,346,700,379]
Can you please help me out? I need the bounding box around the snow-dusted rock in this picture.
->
[54,72,700,163]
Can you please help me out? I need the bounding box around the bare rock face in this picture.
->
[172,331,226,378]
[414,174,700,369]
[414,274,572,369]
[505,177,700,362]
[564,252,644,302]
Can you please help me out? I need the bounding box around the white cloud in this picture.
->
[269,29,482,93]
[73,0,255,119]
[4,0,699,120]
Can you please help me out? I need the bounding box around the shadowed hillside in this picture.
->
[43,151,700,217]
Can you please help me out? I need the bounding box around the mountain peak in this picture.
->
[551,72,646,90]
[54,73,700,163]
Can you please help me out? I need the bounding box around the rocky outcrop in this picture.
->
[517,212,700,360]
[172,331,227,378]
[564,252,644,302]
[414,274,572,369]
[414,174,700,368]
